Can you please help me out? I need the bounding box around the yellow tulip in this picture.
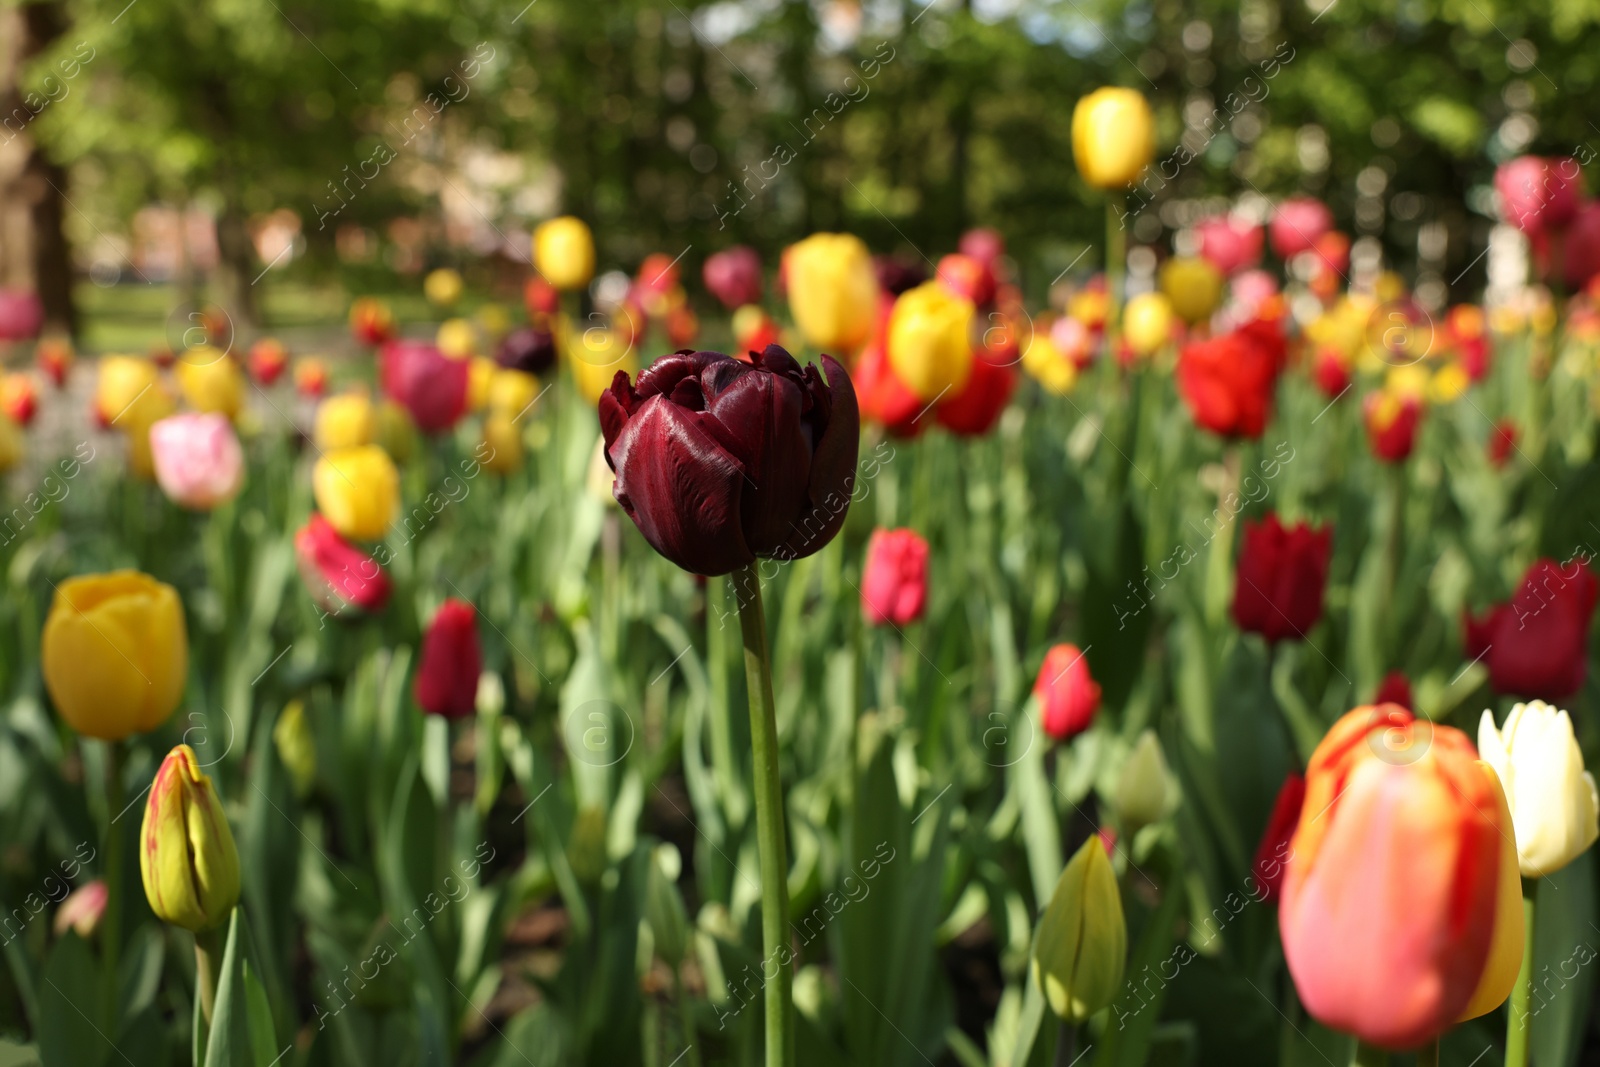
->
[482,412,524,474]
[314,392,375,450]
[424,267,464,308]
[1021,334,1078,395]
[533,216,596,291]
[566,322,636,405]
[489,368,541,418]
[41,570,188,741]
[96,355,170,428]
[1122,292,1174,357]
[1072,87,1155,189]
[887,281,974,401]
[1430,363,1471,404]
[1159,257,1224,325]
[784,233,879,354]
[312,445,399,541]
[1456,762,1527,1022]
[1033,835,1126,1022]
[0,413,22,473]
[437,318,478,360]
[466,356,498,410]
[139,744,240,932]
[175,347,245,419]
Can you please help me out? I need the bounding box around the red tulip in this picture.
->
[635,253,681,306]
[1176,316,1286,438]
[36,337,73,388]
[415,599,483,719]
[599,345,860,577]
[1313,231,1351,276]
[294,513,392,615]
[523,276,560,320]
[349,297,395,346]
[1035,643,1101,742]
[2,373,38,426]
[1487,420,1517,468]
[1465,558,1598,701]
[666,304,699,348]
[1559,204,1600,292]
[1312,347,1351,399]
[1280,706,1519,1049]
[703,246,764,309]
[861,528,929,627]
[854,336,925,438]
[497,325,557,376]
[935,253,996,307]
[0,289,44,342]
[1195,217,1263,275]
[1372,670,1412,710]
[381,340,470,433]
[1251,773,1305,903]
[248,338,288,386]
[1270,198,1334,259]
[936,351,1016,437]
[1363,391,1422,463]
[1232,514,1332,643]
[1495,155,1581,233]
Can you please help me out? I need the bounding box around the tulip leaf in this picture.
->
[1006,965,1047,1067]
[202,909,247,1067]
[1531,852,1598,1067]
[37,934,108,1067]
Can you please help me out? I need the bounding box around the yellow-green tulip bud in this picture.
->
[312,444,399,542]
[1479,701,1600,877]
[1115,730,1173,832]
[1032,835,1126,1022]
[42,570,188,741]
[273,700,317,798]
[139,744,241,932]
[1159,257,1224,326]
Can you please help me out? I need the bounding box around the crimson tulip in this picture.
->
[294,514,392,615]
[1251,773,1304,903]
[1495,155,1580,233]
[599,345,859,577]
[1466,558,1598,702]
[936,351,1016,436]
[1312,347,1351,399]
[854,335,925,439]
[1487,419,1517,468]
[1195,217,1263,275]
[381,340,470,433]
[0,289,43,342]
[415,599,482,719]
[1270,198,1334,259]
[703,247,764,310]
[1363,391,1422,463]
[873,256,928,297]
[1280,705,1522,1049]
[248,338,288,386]
[1035,643,1101,742]
[1232,514,1332,643]
[1559,203,1600,291]
[1372,670,1412,711]
[861,528,929,627]
[497,326,557,377]
[935,253,996,307]
[1176,317,1286,438]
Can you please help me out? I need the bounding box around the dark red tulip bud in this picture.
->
[1488,419,1518,468]
[1035,643,1101,741]
[873,256,928,297]
[381,340,470,433]
[294,514,392,615]
[599,345,860,576]
[415,599,483,719]
[1233,513,1333,643]
[702,246,764,310]
[497,326,557,377]
[1465,558,1598,701]
[1373,671,1412,711]
[861,528,929,626]
[1252,773,1305,904]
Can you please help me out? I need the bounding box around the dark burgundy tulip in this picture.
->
[599,345,860,577]
[1465,558,1598,701]
[416,599,483,719]
[381,340,469,433]
[702,246,764,310]
[1232,513,1333,642]
[496,325,557,376]
[873,256,928,297]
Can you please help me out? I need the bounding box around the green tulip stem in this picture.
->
[1416,1041,1439,1067]
[1053,1019,1078,1067]
[1106,194,1127,352]
[194,924,225,1027]
[1349,1039,1388,1067]
[1377,462,1406,647]
[102,740,125,1023]
[731,562,793,1067]
[1506,877,1539,1067]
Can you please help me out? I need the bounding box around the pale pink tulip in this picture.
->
[149,412,245,510]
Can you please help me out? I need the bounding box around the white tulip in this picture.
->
[1479,701,1600,877]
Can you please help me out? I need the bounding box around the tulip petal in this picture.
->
[770,354,859,562]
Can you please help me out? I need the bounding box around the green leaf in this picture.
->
[37,934,108,1067]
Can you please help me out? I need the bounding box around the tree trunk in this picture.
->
[214,200,260,331]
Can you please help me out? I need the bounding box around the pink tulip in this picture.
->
[1195,217,1263,275]
[959,227,1005,268]
[861,528,929,626]
[702,247,764,309]
[149,413,245,510]
[1270,198,1333,258]
[0,289,44,342]
[1229,269,1280,319]
[54,880,109,938]
[1495,156,1581,233]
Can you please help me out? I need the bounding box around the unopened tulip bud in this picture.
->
[273,700,317,798]
[1115,730,1172,831]
[54,880,108,939]
[139,745,241,932]
[1032,835,1126,1022]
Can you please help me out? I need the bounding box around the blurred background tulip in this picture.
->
[703,246,764,309]
[860,528,929,626]
[349,297,395,346]
[887,281,974,401]
[415,599,483,718]
[1232,514,1332,643]
[1035,643,1100,741]
[784,232,879,354]
[533,216,595,290]
[149,413,245,510]
[1269,197,1334,258]
[312,444,399,541]
[1159,256,1224,325]
[1121,291,1173,357]
[294,513,391,615]
[315,391,376,450]
[175,347,244,420]
[1071,87,1153,189]
[1466,560,1597,702]
[381,340,470,433]
[424,267,464,307]
[42,570,188,741]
